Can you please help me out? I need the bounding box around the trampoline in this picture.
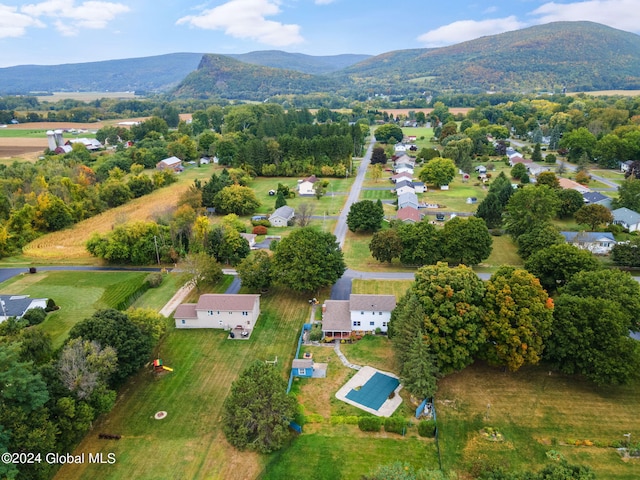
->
[346,372,400,410]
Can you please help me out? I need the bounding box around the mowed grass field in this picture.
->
[436,362,640,479]
[0,270,151,348]
[54,288,310,480]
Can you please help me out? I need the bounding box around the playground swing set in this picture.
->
[153,358,173,374]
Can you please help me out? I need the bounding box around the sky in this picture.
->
[0,0,639,68]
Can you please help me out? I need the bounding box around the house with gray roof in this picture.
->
[0,295,47,323]
[269,205,295,227]
[582,192,612,209]
[321,294,397,339]
[561,231,617,255]
[174,294,260,330]
[394,179,415,196]
[612,207,640,232]
[398,192,419,210]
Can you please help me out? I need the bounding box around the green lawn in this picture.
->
[592,169,626,184]
[261,435,438,480]
[0,270,150,348]
[351,279,413,299]
[55,288,311,480]
[437,362,640,479]
[481,235,523,269]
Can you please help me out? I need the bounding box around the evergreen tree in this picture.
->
[400,331,439,400]
[274,190,287,209]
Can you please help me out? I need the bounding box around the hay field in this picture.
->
[22,182,193,261]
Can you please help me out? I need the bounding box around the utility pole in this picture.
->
[153,235,160,265]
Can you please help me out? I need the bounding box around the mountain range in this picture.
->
[1,22,639,99]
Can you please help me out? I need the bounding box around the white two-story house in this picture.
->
[321,294,396,339]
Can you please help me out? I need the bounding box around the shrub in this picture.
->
[45,298,58,312]
[22,307,47,325]
[251,219,271,227]
[309,323,323,342]
[384,416,408,435]
[575,170,590,184]
[145,272,163,288]
[252,225,268,235]
[418,419,436,437]
[358,416,382,432]
[606,223,624,235]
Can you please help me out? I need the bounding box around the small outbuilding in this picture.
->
[269,206,295,227]
[292,359,314,378]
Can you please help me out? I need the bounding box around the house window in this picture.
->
[361,311,364,315]
[383,322,388,327]
[219,320,223,326]
[242,311,248,316]
[207,310,213,316]
[379,312,383,315]
[353,321,361,327]
[298,369,306,375]
[181,319,185,325]
[369,321,375,326]
[229,311,232,314]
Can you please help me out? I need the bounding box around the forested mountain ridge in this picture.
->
[340,21,640,93]
[0,53,204,95]
[171,54,341,100]
[227,51,371,75]
[1,21,639,98]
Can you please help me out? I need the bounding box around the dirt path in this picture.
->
[159,281,194,317]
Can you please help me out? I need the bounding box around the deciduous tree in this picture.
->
[441,216,492,265]
[482,267,554,372]
[504,185,559,238]
[369,229,403,264]
[237,250,273,292]
[373,124,403,144]
[346,200,384,233]
[396,262,486,374]
[574,204,614,231]
[68,309,153,387]
[397,221,442,266]
[57,338,117,400]
[524,244,600,292]
[272,228,345,292]
[516,223,564,259]
[213,184,261,216]
[419,157,456,187]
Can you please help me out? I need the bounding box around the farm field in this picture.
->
[0,270,152,348]
[54,288,311,480]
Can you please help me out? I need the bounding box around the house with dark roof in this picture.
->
[612,207,640,232]
[0,295,48,323]
[394,179,415,196]
[582,191,612,209]
[298,175,319,195]
[321,294,397,339]
[174,294,260,330]
[269,205,295,227]
[561,231,617,255]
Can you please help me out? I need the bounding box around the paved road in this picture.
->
[333,137,376,248]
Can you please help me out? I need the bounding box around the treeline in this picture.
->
[0,305,167,480]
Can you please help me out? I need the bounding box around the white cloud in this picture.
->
[483,6,498,14]
[315,0,336,4]
[21,0,129,36]
[530,0,640,32]
[177,0,303,47]
[0,4,44,38]
[417,16,527,47]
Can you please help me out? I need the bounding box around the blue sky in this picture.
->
[0,0,638,67]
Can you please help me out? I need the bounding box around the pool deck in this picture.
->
[335,365,403,417]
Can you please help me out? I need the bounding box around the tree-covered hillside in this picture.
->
[171,54,342,101]
[340,22,640,93]
[228,51,370,75]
